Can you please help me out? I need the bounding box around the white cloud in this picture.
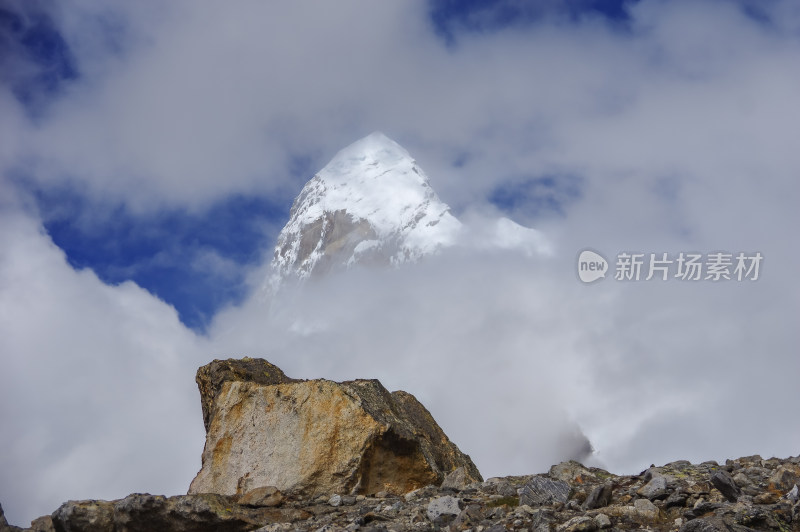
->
[0,201,207,524]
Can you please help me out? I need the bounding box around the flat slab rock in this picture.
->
[35,493,310,532]
[189,358,482,498]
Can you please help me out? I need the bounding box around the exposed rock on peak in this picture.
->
[189,358,482,499]
[268,132,461,288]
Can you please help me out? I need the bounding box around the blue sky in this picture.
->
[1,0,799,526]
[3,0,287,330]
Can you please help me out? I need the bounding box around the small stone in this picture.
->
[634,498,659,520]
[685,501,722,520]
[520,476,571,506]
[643,466,664,482]
[374,491,390,499]
[744,466,770,479]
[679,517,729,532]
[710,471,741,502]
[341,495,357,506]
[451,504,484,529]
[239,486,283,507]
[584,483,613,509]
[557,515,598,532]
[637,476,669,500]
[753,491,779,505]
[360,511,391,526]
[770,466,800,491]
[328,494,342,507]
[732,472,750,486]
[594,513,611,529]
[426,495,461,522]
[30,515,56,532]
[441,466,481,491]
[487,506,506,519]
[549,461,595,483]
[785,484,799,502]
[494,480,518,498]
[529,508,555,530]
[384,501,402,513]
[665,490,689,508]
[735,505,784,529]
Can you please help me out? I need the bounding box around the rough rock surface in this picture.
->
[189,358,482,498]
[10,455,799,532]
[195,358,300,433]
[42,493,310,532]
[520,477,571,507]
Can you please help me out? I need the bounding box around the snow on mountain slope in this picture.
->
[268,132,550,288]
[269,132,461,286]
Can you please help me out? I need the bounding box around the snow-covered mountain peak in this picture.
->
[302,131,443,236]
[269,133,461,286]
[324,131,414,175]
[267,132,552,290]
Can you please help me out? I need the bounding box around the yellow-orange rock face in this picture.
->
[188,358,481,497]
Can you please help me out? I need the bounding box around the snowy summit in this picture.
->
[268,131,549,289]
[269,132,461,286]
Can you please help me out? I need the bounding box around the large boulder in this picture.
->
[188,358,482,497]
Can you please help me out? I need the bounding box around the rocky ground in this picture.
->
[3,454,799,532]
